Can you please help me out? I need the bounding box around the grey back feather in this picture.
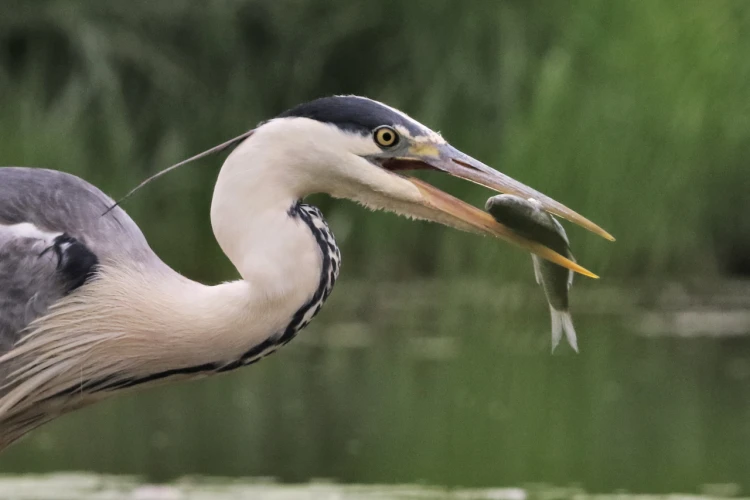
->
[0,167,163,360]
[0,167,155,261]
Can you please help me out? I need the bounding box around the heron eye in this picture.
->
[374,126,399,148]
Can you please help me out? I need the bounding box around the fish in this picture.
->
[485,194,578,353]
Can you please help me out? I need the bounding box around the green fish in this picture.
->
[485,194,578,352]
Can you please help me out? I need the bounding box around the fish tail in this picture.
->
[550,307,578,353]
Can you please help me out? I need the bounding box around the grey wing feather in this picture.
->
[0,228,65,352]
[0,167,164,359]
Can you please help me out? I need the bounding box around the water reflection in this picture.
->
[1,281,749,493]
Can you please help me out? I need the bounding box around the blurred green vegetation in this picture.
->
[1,0,749,282]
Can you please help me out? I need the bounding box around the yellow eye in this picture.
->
[374,126,399,148]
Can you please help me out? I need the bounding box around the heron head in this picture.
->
[246,95,609,277]
[120,95,610,278]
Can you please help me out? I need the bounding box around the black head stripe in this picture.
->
[277,95,429,137]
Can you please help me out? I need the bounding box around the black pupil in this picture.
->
[382,131,392,143]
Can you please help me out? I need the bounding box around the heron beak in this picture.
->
[381,143,613,279]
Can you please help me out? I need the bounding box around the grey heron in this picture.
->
[0,95,612,449]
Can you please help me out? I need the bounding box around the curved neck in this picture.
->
[210,138,321,301]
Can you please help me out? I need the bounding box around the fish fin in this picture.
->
[567,256,575,289]
[548,215,570,246]
[562,310,579,353]
[550,307,579,353]
[550,306,563,353]
[544,213,575,289]
[532,256,543,286]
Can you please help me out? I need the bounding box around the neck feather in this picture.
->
[0,257,320,418]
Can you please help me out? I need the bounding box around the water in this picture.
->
[1,280,749,494]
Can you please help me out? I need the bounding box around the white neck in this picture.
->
[211,134,322,301]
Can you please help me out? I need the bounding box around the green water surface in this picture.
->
[1,281,748,494]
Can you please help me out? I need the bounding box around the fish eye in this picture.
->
[373,126,399,148]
